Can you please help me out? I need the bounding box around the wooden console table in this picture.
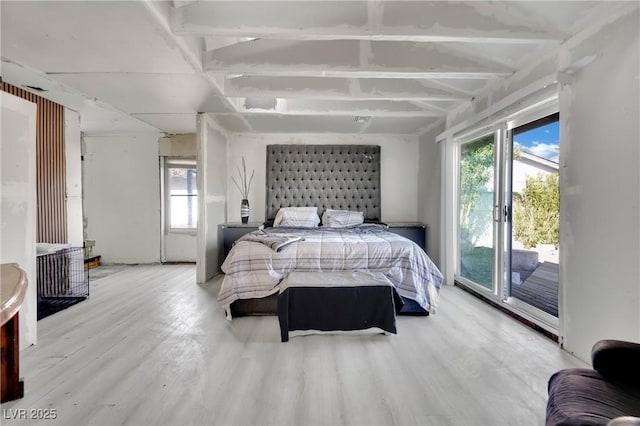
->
[1,263,27,402]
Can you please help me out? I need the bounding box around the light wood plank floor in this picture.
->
[1,265,586,426]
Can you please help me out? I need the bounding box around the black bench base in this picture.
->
[277,283,403,342]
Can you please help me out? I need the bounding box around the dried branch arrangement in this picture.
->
[232,156,254,199]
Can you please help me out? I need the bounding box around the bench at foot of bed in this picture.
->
[277,271,403,342]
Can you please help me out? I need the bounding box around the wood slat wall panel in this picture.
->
[2,82,68,243]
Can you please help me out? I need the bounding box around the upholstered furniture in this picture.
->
[546,340,640,426]
[277,271,402,342]
[265,144,381,223]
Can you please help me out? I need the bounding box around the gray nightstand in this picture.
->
[385,222,427,253]
[221,223,262,257]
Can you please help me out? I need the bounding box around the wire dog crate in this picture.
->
[37,247,89,319]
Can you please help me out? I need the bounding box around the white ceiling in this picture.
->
[0,1,631,135]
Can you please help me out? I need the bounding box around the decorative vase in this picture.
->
[241,198,250,224]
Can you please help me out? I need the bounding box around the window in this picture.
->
[165,158,197,230]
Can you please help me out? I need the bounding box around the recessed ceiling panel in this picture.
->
[242,114,437,135]
[428,79,491,95]
[277,99,443,116]
[381,1,563,40]
[132,113,197,134]
[225,76,352,99]
[80,110,160,135]
[174,1,563,42]
[1,1,194,73]
[175,1,367,34]
[1,60,159,135]
[505,1,619,36]
[212,114,253,133]
[365,116,440,134]
[52,73,234,114]
[245,115,363,133]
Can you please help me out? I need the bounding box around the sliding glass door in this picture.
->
[455,111,560,330]
[458,134,496,292]
[507,114,560,320]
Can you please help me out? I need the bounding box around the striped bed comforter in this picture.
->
[219,224,443,317]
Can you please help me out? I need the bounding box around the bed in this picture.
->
[218,144,443,319]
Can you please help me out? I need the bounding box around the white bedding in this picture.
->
[218,224,443,317]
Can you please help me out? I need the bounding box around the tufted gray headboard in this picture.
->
[265,144,381,223]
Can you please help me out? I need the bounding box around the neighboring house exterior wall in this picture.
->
[512,152,558,194]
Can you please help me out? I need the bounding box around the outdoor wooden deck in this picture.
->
[511,261,559,317]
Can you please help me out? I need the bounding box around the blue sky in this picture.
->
[514,121,559,163]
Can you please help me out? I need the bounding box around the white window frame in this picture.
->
[445,96,561,335]
[161,157,198,234]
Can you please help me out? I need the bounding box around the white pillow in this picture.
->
[273,207,320,228]
[321,209,365,228]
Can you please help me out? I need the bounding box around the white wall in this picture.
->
[196,114,228,282]
[441,8,639,362]
[83,134,162,263]
[226,133,419,223]
[559,11,639,361]
[418,125,444,267]
[158,134,196,157]
[64,108,84,246]
[1,92,38,348]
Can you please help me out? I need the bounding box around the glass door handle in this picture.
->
[494,205,510,222]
